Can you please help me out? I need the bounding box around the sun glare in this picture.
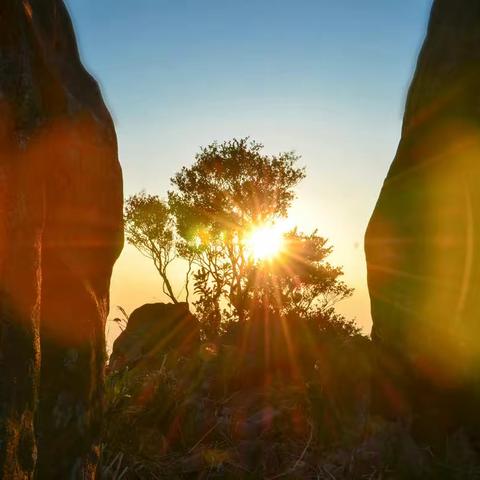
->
[245,223,286,261]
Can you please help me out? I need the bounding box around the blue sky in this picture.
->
[66,0,433,341]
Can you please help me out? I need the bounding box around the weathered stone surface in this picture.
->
[0,1,123,478]
[366,0,480,418]
[109,303,200,372]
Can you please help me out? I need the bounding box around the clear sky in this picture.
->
[66,0,433,344]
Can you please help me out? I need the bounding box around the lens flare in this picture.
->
[245,223,285,261]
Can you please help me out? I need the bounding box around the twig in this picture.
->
[104,452,122,475]
[188,421,220,454]
[293,421,314,470]
[117,466,129,480]
[322,465,337,480]
[113,452,124,479]
[266,422,314,480]
[221,390,241,405]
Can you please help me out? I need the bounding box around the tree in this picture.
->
[168,138,306,329]
[124,139,355,345]
[124,192,180,303]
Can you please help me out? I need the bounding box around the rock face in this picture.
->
[109,303,200,372]
[366,0,480,420]
[0,1,123,478]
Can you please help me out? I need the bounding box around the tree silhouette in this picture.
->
[124,139,353,342]
[124,192,180,303]
[168,138,305,331]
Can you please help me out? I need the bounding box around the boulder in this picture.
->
[366,0,480,421]
[109,303,200,372]
[0,1,123,478]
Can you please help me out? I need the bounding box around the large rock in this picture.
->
[0,1,123,478]
[109,303,200,372]
[366,0,480,419]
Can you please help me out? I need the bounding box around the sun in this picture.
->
[245,223,286,261]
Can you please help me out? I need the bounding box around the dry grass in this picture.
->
[101,343,480,479]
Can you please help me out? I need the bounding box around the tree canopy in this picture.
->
[169,138,305,239]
